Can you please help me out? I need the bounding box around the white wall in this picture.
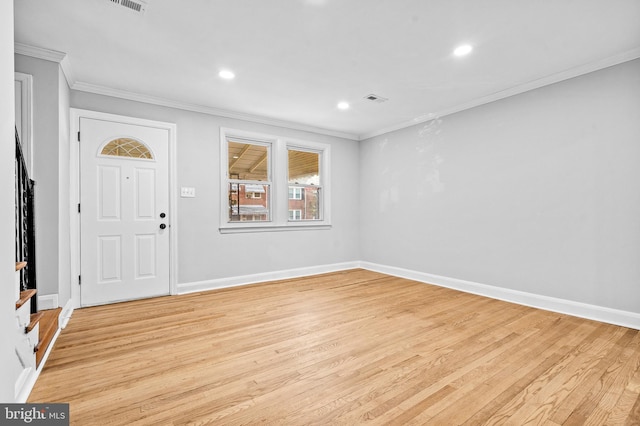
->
[70,91,360,286]
[0,1,17,402]
[360,59,640,314]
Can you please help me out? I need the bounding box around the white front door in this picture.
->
[80,117,170,306]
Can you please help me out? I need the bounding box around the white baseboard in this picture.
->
[16,302,74,403]
[177,261,360,294]
[16,327,62,403]
[179,260,640,329]
[38,294,58,310]
[359,261,640,330]
[60,299,74,329]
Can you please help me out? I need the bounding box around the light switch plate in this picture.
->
[180,187,196,198]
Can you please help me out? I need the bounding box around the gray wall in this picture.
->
[71,91,360,285]
[0,0,17,402]
[13,49,640,322]
[359,59,640,314]
[58,71,71,304]
[14,54,70,301]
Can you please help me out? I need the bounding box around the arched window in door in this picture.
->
[100,138,153,159]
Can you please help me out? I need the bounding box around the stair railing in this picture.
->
[15,127,37,312]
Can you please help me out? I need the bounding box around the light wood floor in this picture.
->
[29,269,640,425]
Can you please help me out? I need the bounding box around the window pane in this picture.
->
[229,183,270,222]
[288,187,320,220]
[288,209,302,220]
[101,138,153,159]
[229,141,269,181]
[288,150,319,185]
[288,186,302,200]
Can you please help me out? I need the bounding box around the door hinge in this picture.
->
[78,275,81,285]
[78,203,81,213]
[77,131,80,142]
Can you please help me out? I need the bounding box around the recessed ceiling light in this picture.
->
[219,70,235,80]
[337,101,350,110]
[453,44,473,57]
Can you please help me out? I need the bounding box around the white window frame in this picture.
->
[288,186,303,200]
[220,127,331,233]
[289,209,302,220]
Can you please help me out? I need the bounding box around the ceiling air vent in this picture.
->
[108,0,148,14]
[364,94,389,103]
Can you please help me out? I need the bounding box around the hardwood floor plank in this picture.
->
[625,382,640,426]
[416,319,592,425]
[503,327,630,424]
[552,330,640,424]
[310,323,525,423]
[479,324,621,425]
[606,363,640,425]
[27,269,640,425]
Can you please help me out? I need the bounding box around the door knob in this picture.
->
[159,223,167,230]
[160,212,166,218]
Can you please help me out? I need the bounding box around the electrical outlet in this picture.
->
[180,187,196,198]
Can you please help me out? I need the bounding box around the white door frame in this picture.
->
[70,108,178,308]
[14,72,33,177]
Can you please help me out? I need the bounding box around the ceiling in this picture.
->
[13,0,640,140]
[228,141,319,182]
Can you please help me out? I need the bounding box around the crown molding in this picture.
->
[71,82,359,141]
[14,42,65,62]
[14,42,76,88]
[15,42,640,142]
[59,55,76,88]
[13,43,355,140]
[358,47,640,140]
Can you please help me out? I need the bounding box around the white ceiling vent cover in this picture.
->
[108,0,149,14]
[364,94,389,103]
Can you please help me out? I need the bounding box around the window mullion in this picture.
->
[272,138,288,226]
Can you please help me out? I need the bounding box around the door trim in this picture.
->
[70,108,178,308]
[15,72,33,177]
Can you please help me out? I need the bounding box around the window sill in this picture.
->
[219,223,332,234]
